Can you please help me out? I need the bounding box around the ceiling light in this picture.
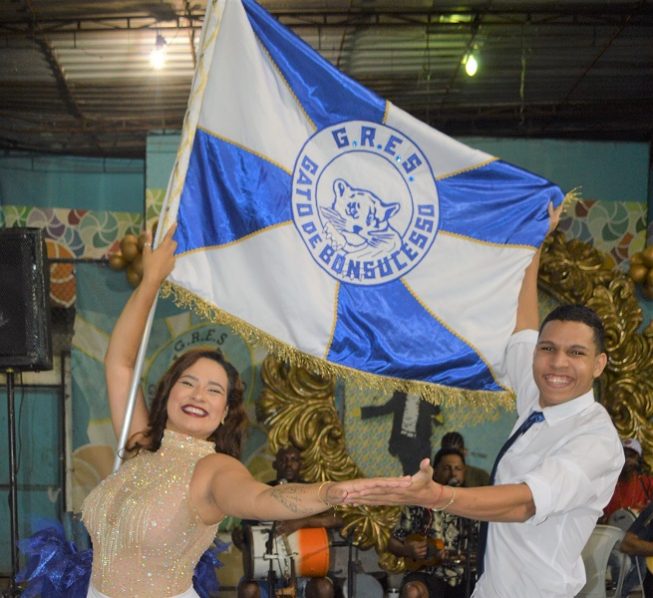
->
[150,33,167,71]
[464,53,478,77]
[439,14,474,24]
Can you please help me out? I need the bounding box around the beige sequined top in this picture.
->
[82,429,219,597]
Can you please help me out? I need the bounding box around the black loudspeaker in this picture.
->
[0,227,53,371]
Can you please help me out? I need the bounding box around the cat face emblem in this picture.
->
[292,120,439,285]
[320,178,402,260]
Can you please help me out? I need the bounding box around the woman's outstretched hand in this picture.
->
[338,458,436,508]
[141,223,177,287]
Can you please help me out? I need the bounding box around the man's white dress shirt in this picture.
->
[472,329,624,598]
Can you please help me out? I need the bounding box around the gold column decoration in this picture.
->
[259,231,653,569]
[259,357,404,570]
[539,231,653,470]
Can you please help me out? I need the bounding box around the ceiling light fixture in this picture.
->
[150,33,167,71]
[464,52,478,77]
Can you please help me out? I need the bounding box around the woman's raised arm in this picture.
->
[105,225,177,442]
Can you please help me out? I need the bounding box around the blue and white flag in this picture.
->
[164,0,563,403]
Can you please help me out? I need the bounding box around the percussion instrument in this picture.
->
[246,525,330,580]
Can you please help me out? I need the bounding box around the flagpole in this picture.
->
[112,302,157,472]
[112,0,225,471]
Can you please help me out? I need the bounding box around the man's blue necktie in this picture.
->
[476,410,545,577]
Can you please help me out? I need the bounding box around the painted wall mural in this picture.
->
[1,205,142,308]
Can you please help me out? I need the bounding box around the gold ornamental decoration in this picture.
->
[258,357,404,569]
[539,231,653,470]
[258,231,653,568]
[627,245,653,299]
[108,233,149,287]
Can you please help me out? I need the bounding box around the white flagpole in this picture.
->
[112,0,226,471]
[112,304,158,471]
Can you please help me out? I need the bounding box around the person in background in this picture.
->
[388,448,478,598]
[618,499,653,598]
[603,437,653,522]
[440,432,490,487]
[234,446,343,598]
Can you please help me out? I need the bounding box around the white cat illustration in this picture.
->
[320,178,402,259]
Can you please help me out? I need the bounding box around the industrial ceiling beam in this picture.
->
[20,0,105,154]
[1,4,651,37]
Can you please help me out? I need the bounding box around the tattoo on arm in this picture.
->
[270,486,312,515]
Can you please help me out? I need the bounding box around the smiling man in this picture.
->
[343,205,625,597]
[469,297,624,597]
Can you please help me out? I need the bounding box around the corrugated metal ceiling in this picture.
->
[1,0,652,157]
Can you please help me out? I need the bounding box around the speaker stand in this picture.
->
[5,369,19,597]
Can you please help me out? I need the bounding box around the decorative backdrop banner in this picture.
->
[163,0,564,405]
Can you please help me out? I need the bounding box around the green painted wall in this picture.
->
[0,153,144,212]
[0,389,63,572]
[461,138,650,202]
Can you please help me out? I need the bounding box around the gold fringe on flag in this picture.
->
[162,281,515,418]
[562,186,582,212]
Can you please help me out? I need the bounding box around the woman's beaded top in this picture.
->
[82,429,218,597]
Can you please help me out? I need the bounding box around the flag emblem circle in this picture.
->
[291,120,439,286]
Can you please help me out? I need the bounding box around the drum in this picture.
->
[246,525,330,580]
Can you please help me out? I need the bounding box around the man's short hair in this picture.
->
[441,431,465,451]
[432,447,465,468]
[277,445,300,458]
[539,304,605,353]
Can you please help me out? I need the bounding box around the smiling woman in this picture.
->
[130,351,244,456]
[79,224,360,598]
[168,360,229,435]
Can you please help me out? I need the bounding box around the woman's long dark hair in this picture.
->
[128,349,248,458]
